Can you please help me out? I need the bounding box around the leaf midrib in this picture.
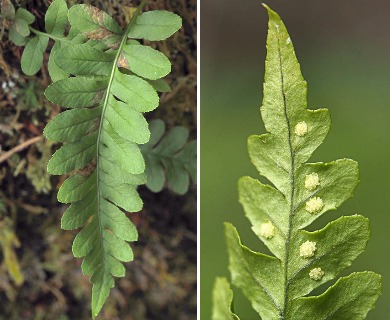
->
[274,31,296,320]
[94,0,146,282]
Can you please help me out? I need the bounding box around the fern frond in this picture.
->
[42,2,181,317]
[17,0,68,76]
[140,119,196,195]
[213,5,381,320]
[14,0,116,80]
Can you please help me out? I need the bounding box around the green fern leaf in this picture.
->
[119,41,171,80]
[42,2,181,318]
[45,0,68,37]
[3,3,35,46]
[127,11,182,41]
[140,119,196,195]
[21,35,49,75]
[213,5,381,320]
[9,27,27,46]
[287,271,381,319]
[43,107,101,143]
[16,8,35,25]
[13,15,30,36]
[6,6,35,46]
[212,277,240,320]
[17,0,93,79]
[48,42,69,81]
[54,44,115,76]
[148,78,172,92]
[17,0,68,76]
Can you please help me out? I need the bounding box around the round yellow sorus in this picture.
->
[259,221,275,239]
[294,121,308,137]
[305,197,324,214]
[300,240,317,258]
[305,172,320,191]
[309,267,325,281]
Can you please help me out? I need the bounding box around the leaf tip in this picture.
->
[261,3,283,30]
[261,3,277,17]
[261,3,270,10]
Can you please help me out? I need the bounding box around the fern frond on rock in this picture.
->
[212,5,381,320]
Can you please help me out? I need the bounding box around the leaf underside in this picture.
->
[39,1,181,318]
[212,5,381,320]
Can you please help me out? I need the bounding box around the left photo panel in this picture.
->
[0,0,197,319]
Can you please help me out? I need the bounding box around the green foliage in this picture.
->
[212,277,240,320]
[127,11,182,41]
[212,5,381,320]
[45,4,180,318]
[4,0,67,75]
[6,0,182,317]
[21,35,49,75]
[45,0,68,37]
[120,40,171,80]
[1,0,35,46]
[140,119,196,195]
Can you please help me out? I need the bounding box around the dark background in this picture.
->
[0,0,196,319]
[201,0,390,319]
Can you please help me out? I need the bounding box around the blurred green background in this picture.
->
[201,0,390,319]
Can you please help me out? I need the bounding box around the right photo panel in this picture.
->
[201,1,390,319]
